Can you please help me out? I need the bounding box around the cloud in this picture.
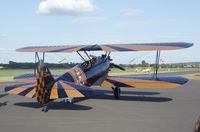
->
[36,0,95,15]
[120,9,143,16]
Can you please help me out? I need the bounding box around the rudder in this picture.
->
[36,60,54,104]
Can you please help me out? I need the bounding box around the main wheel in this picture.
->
[113,87,121,99]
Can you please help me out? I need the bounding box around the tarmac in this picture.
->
[0,71,200,132]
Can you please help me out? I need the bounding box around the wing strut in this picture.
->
[84,50,92,63]
[77,51,86,61]
[34,52,45,76]
[43,52,45,62]
[153,50,161,78]
[34,52,39,76]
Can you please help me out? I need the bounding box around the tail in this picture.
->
[36,60,54,104]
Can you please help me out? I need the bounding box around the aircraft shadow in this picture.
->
[0,93,8,98]
[0,93,9,108]
[0,101,8,107]
[94,89,160,95]
[14,101,92,111]
[13,90,172,110]
[92,89,172,102]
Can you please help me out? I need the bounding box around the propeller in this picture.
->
[110,63,125,71]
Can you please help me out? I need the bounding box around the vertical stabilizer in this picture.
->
[36,60,54,104]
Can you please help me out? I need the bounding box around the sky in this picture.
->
[0,0,200,64]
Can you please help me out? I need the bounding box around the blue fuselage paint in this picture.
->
[58,55,110,86]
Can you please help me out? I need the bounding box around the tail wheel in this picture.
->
[41,104,48,112]
[113,87,121,99]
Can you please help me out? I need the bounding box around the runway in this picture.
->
[0,71,200,132]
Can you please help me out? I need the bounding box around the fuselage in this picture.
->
[58,55,110,86]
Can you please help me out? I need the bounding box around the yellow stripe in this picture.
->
[108,44,182,51]
[68,69,78,83]
[25,88,36,98]
[101,80,116,88]
[8,84,35,94]
[8,87,28,94]
[109,77,181,88]
[50,83,59,99]
[122,81,181,88]
[60,82,85,98]
[100,45,117,52]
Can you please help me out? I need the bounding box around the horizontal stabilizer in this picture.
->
[5,82,36,98]
[49,80,93,99]
[5,81,93,99]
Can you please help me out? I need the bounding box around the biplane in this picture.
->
[5,42,193,112]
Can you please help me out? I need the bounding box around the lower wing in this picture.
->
[14,73,59,82]
[101,75,188,89]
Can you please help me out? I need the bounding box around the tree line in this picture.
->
[0,61,79,69]
[0,60,199,69]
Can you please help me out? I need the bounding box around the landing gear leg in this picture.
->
[112,87,121,99]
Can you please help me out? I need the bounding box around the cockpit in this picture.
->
[81,56,98,69]
[77,51,109,70]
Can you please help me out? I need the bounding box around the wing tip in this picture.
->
[180,42,193,48]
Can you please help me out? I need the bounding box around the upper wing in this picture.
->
[16,42,193,53]
[101,75,189,89]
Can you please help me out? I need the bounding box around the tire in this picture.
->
[113,87,120,99]
[42,104,48,112]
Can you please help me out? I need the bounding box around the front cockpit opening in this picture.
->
[76,51,110,70]
[81,57,97,69]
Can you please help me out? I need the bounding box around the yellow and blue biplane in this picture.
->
[5,42,193,112]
